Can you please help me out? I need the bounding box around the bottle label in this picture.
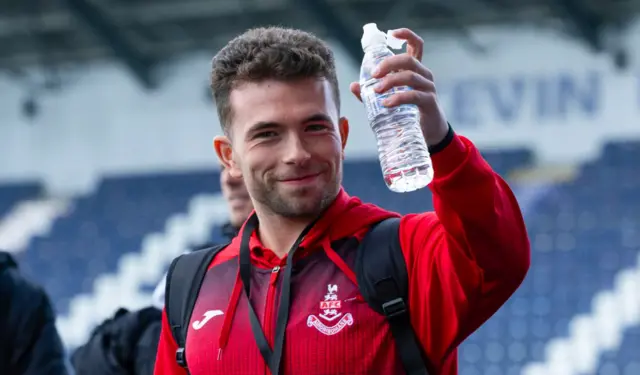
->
[362,78,408,122]
[361,49,413,122]
[362,79,386,120]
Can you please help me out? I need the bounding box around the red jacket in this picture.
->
[153,134,531,374]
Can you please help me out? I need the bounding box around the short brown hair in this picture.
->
[210,26,340,133]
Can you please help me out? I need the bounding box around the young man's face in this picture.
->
[220,166,253,227]
[219,77,349,219]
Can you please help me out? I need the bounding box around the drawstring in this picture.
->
[216,211,379,368]
[239,213,319,375]
[218,271,242,359]
[219,237,362,360]
[321,238,364,302]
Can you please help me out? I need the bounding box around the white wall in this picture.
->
[1,20,639,194]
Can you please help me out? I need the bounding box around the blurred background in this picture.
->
[1,0,640,374]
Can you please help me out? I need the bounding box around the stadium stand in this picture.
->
[461,140,640,375]
[2,141,640,374]
[0,182,43,218]
[597,326,640,375]
[14,171,222,317]
[343,148,534,214]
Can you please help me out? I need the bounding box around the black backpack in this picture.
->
[164,218,430,375]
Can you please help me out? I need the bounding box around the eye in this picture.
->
[306,124,328,132]
[254,131,278,139]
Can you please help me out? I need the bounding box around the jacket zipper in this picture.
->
[264,265,281,368]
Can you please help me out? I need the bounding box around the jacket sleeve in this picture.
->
[4,268,71,375]
[153,310,187,375]
[71,307,162,375]
[399,134,531,368]
[71,309,131,375]
[135,320,163,375]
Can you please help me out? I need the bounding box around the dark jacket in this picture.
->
[71,224,239,375]
[0,251,71,375]
[71,307,162,375]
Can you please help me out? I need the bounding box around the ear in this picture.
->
[338,117,350,160]
[213,136,242,178]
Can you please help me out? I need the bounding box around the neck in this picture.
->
[254,210,317,258]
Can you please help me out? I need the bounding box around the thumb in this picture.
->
[349,82,362,102]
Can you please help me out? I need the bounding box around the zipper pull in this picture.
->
[269,266,280,285]
[217,348,223,360]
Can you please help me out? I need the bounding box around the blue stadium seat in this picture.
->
[16,171,221,316]
[0,181,42,217]
[459,141,640,374]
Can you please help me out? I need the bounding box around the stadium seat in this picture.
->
[15,171,221,316]
[0,182,42,218]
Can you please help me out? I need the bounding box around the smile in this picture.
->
[279,172,322,185]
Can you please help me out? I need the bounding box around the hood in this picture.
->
[217,188,400,354]
[233,188,400,268]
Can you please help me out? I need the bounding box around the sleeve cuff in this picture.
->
[430,126,468,179]
[427,123,454,155]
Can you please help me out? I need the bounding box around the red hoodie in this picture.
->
[153,134,530,375]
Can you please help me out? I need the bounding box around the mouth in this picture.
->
[228,194,250,202]
[279,172,322,184]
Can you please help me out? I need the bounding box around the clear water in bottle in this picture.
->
[359,23,434,193]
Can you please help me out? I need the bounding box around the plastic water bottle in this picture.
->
[359,23,434,193]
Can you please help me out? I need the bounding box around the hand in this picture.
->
[350,28,449,146]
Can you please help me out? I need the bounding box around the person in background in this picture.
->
[200,164,254,249]
[71,166,252,375]
[0,251,71,375]
[150,165,253,309]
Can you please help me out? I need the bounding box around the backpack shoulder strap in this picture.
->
[165,244,226,369]
[355,218,430,375]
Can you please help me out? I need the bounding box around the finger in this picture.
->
[390,28,424,61]
[373,54,433,82]
[382,90,436,110]
[349,82,362,102]
[374,70,435,94]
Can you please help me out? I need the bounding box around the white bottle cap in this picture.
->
[361,23,407,50]
[385,31,406,50]
[361,23,387,50]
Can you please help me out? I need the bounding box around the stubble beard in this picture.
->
[253,170,341,220]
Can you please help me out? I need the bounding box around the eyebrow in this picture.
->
[245,113,334,136]
[302,113,333,124]
[246,122,279,136]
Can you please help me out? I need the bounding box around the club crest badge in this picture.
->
[307,284,354,335]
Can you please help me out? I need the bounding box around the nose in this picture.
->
[282,134,311,166]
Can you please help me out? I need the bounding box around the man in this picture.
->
[0,251,71,375]
[154,26,530,374]
[71,167,252,375]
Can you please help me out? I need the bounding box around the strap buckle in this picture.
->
[381,297,407,319]
[176,347,187,368]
